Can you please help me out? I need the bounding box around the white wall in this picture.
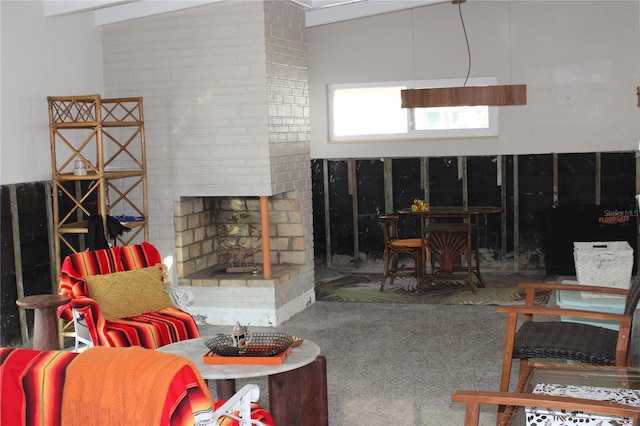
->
[2,1,639,180]
[308,1,640,159]
[0,1,103,185]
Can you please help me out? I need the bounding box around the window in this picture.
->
[328,77,498,142]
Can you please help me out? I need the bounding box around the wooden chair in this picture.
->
[416,210,487,294]
[497,275,640,394]
[451,389,640,426]
[379,213,422,291]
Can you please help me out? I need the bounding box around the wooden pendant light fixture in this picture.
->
[401,84,526,108]
[401,0,527,108]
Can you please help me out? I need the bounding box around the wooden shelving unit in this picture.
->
[48,94,148,276]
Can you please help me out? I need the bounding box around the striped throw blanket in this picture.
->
[1,347,78,426]
[0,346,214,426]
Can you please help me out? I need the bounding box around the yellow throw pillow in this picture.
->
[85,264,174,320]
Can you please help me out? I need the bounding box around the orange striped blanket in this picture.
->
[1,347,213,426]
[1,347,78,426]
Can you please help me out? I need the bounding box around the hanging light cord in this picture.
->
[458,3,471,87]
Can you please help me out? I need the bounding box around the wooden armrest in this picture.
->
[451,390,640,426]
[496,304,632,323]
[517,282,629,296]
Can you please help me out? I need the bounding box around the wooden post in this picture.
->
[323,159,332,268]
[260,196,272,279]
[9,185,29,344]
[348,159,360,267]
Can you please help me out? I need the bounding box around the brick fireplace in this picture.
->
[174,191,314,326]
[101,0,314,326]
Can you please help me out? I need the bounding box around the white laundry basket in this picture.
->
[573,241,633,297]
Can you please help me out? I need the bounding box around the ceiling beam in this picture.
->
[43,0,137,17]
[305,0,445,27]
[93,0,226,26]
[48,0,448,27]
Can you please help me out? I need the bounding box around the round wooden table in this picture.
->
[159,336,321,398]
[159,337,328,425]
[16,294,70,351]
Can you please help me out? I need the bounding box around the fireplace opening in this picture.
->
[174,191,307,287]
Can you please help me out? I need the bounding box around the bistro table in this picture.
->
[399,206,503,293]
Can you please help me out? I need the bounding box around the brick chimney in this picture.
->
[101,0,314,326]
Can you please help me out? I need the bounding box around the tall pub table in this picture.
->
[400,206,503,294]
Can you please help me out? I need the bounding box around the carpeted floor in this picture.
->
[201,301,584,426]
[315,271,556,306]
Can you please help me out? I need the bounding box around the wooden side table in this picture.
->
[498,362,640,425]
[16,294,70,351]
[451,363,640,425]
[269,355,329,426]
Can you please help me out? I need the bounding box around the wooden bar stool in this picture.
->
[379,214,423,291]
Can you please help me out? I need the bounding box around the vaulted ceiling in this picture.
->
[42,0,446,27]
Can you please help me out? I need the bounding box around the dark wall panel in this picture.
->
[468,156,503,249]
[0,182,52,347]
[558,153,597,206]
[467,156,501,206]
[391,158,422,240]
[311,152,637,270]
[326,161,353,256]
[391,158,422,210]
[518,154,554,260]
[356,160,385,258]
[1,185,19,346]
[311,160,326,262]
[17,183,52,296]
[601,153,636,208]
[429,157,463,206]
[503,156,515,253]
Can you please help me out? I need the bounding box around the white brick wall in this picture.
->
[101,0,313,325]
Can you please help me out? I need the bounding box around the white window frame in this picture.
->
[327,76,499,142]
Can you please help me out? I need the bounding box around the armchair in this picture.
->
[58,243,200,349]
[497,275,640,393]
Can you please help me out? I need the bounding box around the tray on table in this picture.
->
[203,333,294,365]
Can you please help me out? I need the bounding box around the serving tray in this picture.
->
[203,346,292,364]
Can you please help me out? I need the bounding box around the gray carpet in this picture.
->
[199,301,522,425]
[199,268,639,425]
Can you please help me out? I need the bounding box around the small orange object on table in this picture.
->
[203,346,292,365]
[16,294,71,351]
